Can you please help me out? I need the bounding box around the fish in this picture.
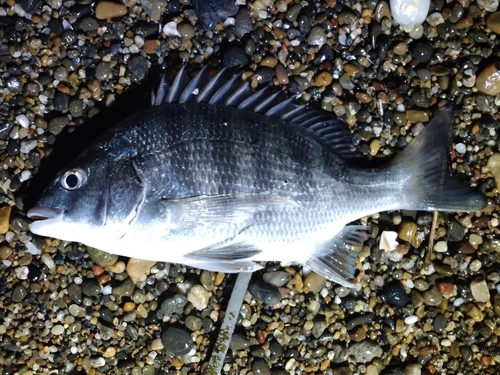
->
[27,65,486,288]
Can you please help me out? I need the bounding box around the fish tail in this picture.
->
[390,106,485,212]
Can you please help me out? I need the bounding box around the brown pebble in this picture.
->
[143,40,160,54]
[350,327,366,342]
[0,205,11,234]
[123,301,136,312]
[92,265,105,276]
[369,139,380,156]
[261,55,277,68]
[486,12,500,34]
[398,221,417,241]
[304,272,326,294]
[476,62,500,96]
[405,110,429,123]
[437,281,454,296]
[344,64,360,77]
[355,92,371,103]
[457,241,476,254]
[95,0,127,20]
[313,71,333,87]
[87,79,102,100]
[275,63,289,84]
[393,42,408,56]
[456,14,473,29]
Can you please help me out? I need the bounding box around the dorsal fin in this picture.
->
[153,66,366,164]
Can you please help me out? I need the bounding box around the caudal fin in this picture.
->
[390,107,485,212]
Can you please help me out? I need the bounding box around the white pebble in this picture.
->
[134,35,144,48]
[390,0,430,26]
[15,266,29,280]
[102,285,113,295]
[379,231,399,252]
[405,279,414,288]
[25,241,41,255]
[441,339,452,347]
[41,253,55,270]
[20,170,32,182]
[374,275,385,287]
[163,21,181,37]
[15,114,29,128]
[74,276,83,285]
[404,315,419,325]
[470,259,482,272]
[433,241,448,253]
[455,143,466,154]
[453,297,464,307]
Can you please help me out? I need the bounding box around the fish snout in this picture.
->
[27,206,64,221]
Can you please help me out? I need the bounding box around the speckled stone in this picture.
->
[187,284,209,310]
[251,358,271,375]
[161,294,188,317]
[11,283,27,303]
[87,247,118,267]
[348,340,383,363]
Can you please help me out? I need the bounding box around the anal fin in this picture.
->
[306,225,369,288]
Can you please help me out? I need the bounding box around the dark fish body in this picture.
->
[28,67,486,287]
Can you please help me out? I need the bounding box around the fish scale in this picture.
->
[28,66,486,287]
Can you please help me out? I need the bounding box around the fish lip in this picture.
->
[27,206,64,221]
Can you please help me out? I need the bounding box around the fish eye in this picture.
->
[61,168,87,190]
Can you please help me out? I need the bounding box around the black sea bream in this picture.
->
[27,65,486,287]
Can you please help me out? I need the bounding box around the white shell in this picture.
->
[390,0,430,26]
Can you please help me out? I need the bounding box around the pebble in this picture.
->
[185,315,202,331]
[433,241,448,253]
[383,282,409,307]
[160,295,187,318]
[487,12,500,34]
[126,258,156,282]
[230,334,250,351]
[192,0,238,30]
[263,271,291,287]
[11,283,27,303]
[82,279,101,297]
[177,23,195,39]
[476,62,500,96]
[304,272,326,294]
[249,279,281,305]
[348,341,383,363]
[95,1,127,19]
[422,286,443,306]
[87,247,118,267]
[0,205,11,234]
[398,221,417,241]
[48,117,69,136]
[433,313,447,333]
[470,278,490,303]
[187,284,209,310]
[477,0,499,12]
[437,281,454,296]
[161,326,193,355]
[251,358,271,375]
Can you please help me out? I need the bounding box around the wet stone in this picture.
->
[160,294,188,317]
[383,281,410,307]
[248,279,281,305]
[192,0,238,30]
[161,326,193,355]
[234,7,253,38]
[348,341,383,363]
[263,271,291,287]
[99,306,114,323]
[476,62,500,96]
[447,220,466,241]
[68,283,82,304]
[127,55,149,80]
[412,41,433,63]
[304,272,326,294]
[87,247,118,267]
[470,278,490,303]
[11,283,28,303]
[48,116,68,136]
[422,286,443,306]
[230,334,250,351]
[252,358,271,375]
[184,315,202,331]
[112,278,135,297]
[82,279,101,297]
[269,341,283,358]
[433,313,447,333]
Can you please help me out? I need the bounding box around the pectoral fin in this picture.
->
[306,225,369,288]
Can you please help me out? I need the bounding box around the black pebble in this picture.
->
[382,281,410,307]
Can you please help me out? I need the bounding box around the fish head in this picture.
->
[27,145,147,249]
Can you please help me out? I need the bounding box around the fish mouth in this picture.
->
[27,206,64,221]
